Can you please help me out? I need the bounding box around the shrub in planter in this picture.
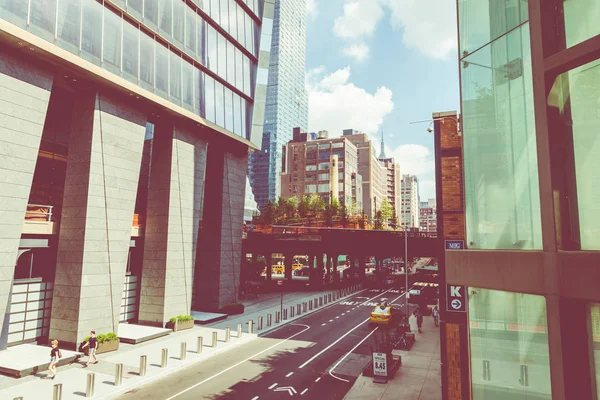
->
[219,303,245,315]
[82,332,119,355]
[166,315,195,331]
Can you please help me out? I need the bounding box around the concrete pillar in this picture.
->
[0,53,53,349]
[139,122,207,326]
[195,142,247,311]
[316,253,325,287]
[358,256,366,281]
[284,253,293,281]
[265,254,272,281]
[308,254,316,286]
[50,91,146,348]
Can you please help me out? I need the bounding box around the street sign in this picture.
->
[373,352,388,377]
[445,240,465,250]
[277,280,283,286]
[446,284,467,313]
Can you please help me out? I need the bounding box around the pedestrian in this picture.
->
[433,306,439,327]
[414,308,424,333]
[82,330,99,367]
[48,339,61,379]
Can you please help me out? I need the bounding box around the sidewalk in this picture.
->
[344,315,441,400]
[0,286,361,400]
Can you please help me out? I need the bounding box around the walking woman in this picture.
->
[49,339,62,379]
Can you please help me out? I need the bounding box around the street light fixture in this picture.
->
[409,117,461,135]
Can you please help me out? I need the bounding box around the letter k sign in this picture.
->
[450,286,462,297]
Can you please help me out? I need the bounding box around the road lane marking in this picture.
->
[329,326,379,382]
[329,320,333,322]
[301,388,309,395]
[335,316,339,319]
[268,383,278,389]
[341,313,345,315]
[299,291,403,370]
[321,323,326,326]
[286,372,294,377]
[315,377,321,382]
[251,397,259,400]
[166,324,311,400]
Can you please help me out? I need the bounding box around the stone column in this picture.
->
[138,121,207,326]
[0,53,53,349]
[284,253,293,280]
[195,141,247,311]
[50,91,146,348]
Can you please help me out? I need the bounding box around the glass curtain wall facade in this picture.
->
[0,0,268,143]
[453,0,600,399]
[249,0,308,210]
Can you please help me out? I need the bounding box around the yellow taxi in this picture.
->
[370,304,393,325]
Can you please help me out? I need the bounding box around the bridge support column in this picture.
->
[333,254,341,284]
[358,256,366,281]
[308,254,317,286]
[284,253,293,281]
[316,253,325,287]
[265,254,272,281]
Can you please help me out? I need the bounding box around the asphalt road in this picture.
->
[117,288,408,400]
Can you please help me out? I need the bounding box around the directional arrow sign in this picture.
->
[274,386,297,396]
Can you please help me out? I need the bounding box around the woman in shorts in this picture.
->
[49,339,61,379]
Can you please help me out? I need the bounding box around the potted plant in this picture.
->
[219,303,245,315]
[82,332,119,355]
[166,315,195,332]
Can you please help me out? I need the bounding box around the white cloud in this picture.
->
[307,66,394,136]
[390,144,435,176]
[306,0,317,18]
[334,0,384,40]
[419,180,436,202]
[383,0,457,59]
[343,43,369,62]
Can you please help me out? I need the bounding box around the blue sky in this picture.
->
[304,0,460,200]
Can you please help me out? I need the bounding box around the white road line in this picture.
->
[298,290,394,369]
[165,324,311,400]
[301,388,309,395]
[268,383,278,389]
[315,377,321,382]
[286,372,294,377]
[329,326,379,382]
[321,323,326,326]
[335,316,339,319]
[251,397,259,400]
[341,313,345,316]
[329,320,333,322]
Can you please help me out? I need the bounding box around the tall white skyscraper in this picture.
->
[401,174,420,229]
[249,0,309,210]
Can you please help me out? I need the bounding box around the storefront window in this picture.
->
[461,24,542,250]
[563,0,600,48]
[548,58,600,250]
[469,288,551,399]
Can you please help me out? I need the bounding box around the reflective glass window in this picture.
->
[182,60,194,110]
[155,42,169,98]
[144,0,159,31]
[197,15,206,64]
[210,0,219,24]
[127,0,143,20]
[318,173,330,181]
[103,9,122,75]
[236,4,246,48]
[205,74,216,122]
[318,162,329,170]
[227,41,235,85]
[241,99,247,138]
[461,24,541,250]
[469,288,551,399]
[235,49,243,91]
[215,81,225,127]
[219,0,229,32]
[563,0,600,48]
[233,94,242,136]
[224,88,234,132]
[158,0,172,40]
[305,184,316,193]
[548,58,600,249]
[185,7,197,56]
[318,184,329,193]
[207,25,217,72]
[122,22,139,83]
[217,33,227,79]
[57,0,80,54]
[245,13,254,55]
[242,56,251,95]
[81,0,103,65]
[228,0,237,39]
[140,32,155,90]
[458,0,528,56]
[172,0,185,47]
[0,0,28,28]
[29,0,57,41]
[170,52,182,104]
[194,67,204,117]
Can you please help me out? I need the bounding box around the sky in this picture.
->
[304,0,460,201]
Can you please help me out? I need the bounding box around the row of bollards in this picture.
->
[34,287,368,400]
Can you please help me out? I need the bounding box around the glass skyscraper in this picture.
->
[249,0,308,210]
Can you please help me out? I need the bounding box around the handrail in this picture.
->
[25,204,53,222]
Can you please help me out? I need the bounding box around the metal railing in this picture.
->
[24,204,54,222]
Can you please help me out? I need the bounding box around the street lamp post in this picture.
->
[405,227,409,315]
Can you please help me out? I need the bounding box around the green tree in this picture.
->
[340,205,349,228]
[308,193,325,213]
[374,210,384,230]
[324,204,334,227]
[380,199,394,223]
[285,196,298,218]
[298,195,311,217]
[330,197,340,216]
[262,201,275,224]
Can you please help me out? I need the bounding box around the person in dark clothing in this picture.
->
[414,308,424,333]
[82,331,98,367]
[48,339,61,379]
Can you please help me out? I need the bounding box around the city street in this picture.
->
[118,289,408,400]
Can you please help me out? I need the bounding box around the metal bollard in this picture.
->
[283,308,288,320]
[329,293,332,302]
[324,295,328,304]
[53,383,62,400]
[309,301,313,310]
[248,320,253,334]
[290,305,295,317]
[225,328,231,342]
[482,360,491,381]
[303,302,307,312]
[275,311,280,323]
[314,299,318,308]
[520,365,529,387]
[319,297,323,306]
[237,323,242,337]
[139,355,147,376]
[161,348,168,368]
[86,372,95,397]
[267,313,272,326]
[258,316,263,330]
[180,342,187,360]
[197,336,203,354]
[115,363,123,386]
[212,331,218,347]
[297,304,301,314]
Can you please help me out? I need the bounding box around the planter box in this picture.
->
[166,319,194,332]
[83,340,119,356]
